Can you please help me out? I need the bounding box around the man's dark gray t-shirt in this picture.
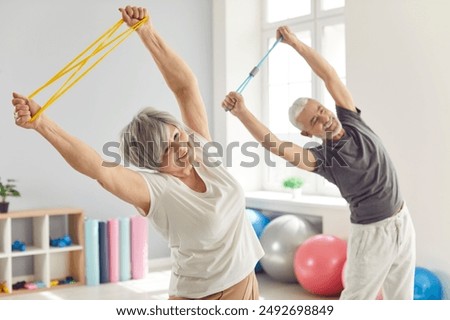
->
[309,106,403,224]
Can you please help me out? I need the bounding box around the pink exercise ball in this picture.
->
[341,261,383,300]
[294,234,347,296]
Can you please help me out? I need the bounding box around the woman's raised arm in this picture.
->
[12,92,151,214]
[120,6,211,141]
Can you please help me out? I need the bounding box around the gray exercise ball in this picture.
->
[260,214,319,283]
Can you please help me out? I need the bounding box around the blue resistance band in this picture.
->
[236,36,283,94]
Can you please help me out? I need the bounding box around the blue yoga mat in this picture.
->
[99,221,110,284]
[84,219,100,286]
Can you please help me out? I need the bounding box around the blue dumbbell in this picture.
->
[50,235,72,247]
[12,240,26,251]
[62,235,72,246]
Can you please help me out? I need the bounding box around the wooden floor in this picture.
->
[1,264,336,300]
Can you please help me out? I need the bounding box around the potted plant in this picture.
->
[282,176,304,199]
[0,178,21,213]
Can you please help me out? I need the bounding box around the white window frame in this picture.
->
[261,0,345,196]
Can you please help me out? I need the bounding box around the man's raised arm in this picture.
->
[277,26,356,112]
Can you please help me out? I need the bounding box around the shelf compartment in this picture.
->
[11,254,49,293]
[49,213,83,248]
[0,218,11,256]
[0,257,12,293]
[11,216,49,252]
[49,251,84,285]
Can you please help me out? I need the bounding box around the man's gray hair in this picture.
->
[288,97,309,130]
[120,107,185,171]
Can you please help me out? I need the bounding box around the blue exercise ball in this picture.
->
[414,267,443,300]
[246,209,270,273]
[246,208,270,238]
[255,262,263,273]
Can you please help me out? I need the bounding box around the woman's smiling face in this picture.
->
[158,125,193,177]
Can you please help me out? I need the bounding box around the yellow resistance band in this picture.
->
[28,16,149,122]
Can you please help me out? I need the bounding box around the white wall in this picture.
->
[346,0,450,298]
[213,0,264,191]
[0,0,213,259]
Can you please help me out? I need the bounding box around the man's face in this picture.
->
[297,99,342,140]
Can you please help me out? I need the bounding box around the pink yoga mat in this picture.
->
[108,219,119,283]
[131,216,148,279]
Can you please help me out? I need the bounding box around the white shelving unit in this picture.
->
[0,208,85,296]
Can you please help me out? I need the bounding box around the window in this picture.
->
[262,0,346,196]
[266,0,311,23]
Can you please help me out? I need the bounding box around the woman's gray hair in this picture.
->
[120,107,185,171]
[288,97,309,130]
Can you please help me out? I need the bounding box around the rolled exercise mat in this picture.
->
[98,221,110,284]
[131,216,148,279]
[108,219,119,283]
[119,217,131,281]
[84,219,100,286]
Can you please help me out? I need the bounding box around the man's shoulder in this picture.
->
[336,105,361,119]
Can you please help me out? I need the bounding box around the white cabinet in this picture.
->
[0,208,85,295]
[246,191,351,239]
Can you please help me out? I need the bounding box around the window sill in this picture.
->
[245,191,351,239]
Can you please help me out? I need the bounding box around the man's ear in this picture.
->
[301,130,312,138]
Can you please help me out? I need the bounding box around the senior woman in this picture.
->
[12,6,263,300]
